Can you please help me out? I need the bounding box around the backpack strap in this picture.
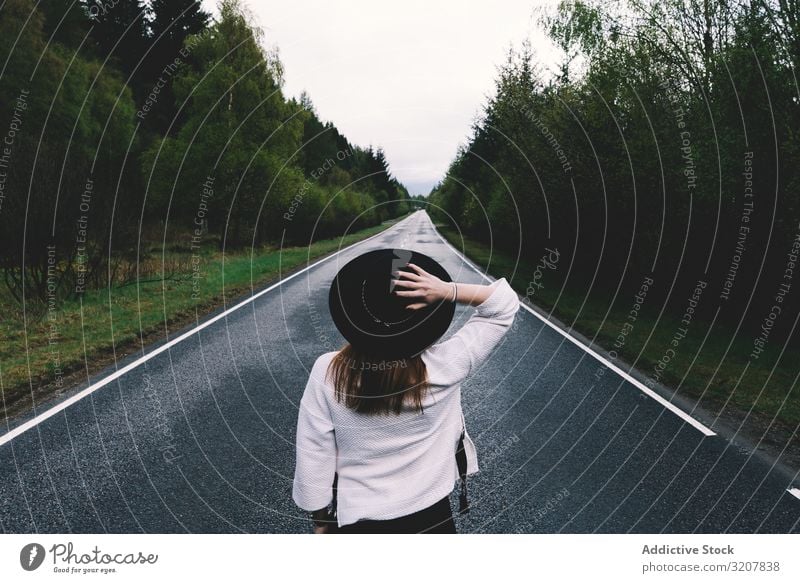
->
[455,427,469,513]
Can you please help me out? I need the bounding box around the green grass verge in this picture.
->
[0,217,405,416]
[437,226,800,430]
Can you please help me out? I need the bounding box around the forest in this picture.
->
[429,0,800,350]
[0,0,410,310]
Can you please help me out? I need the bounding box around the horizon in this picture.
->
[201,0,562,195]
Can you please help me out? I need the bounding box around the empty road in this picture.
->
[1,210,798,533]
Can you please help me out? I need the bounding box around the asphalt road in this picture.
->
[1,210,798,533]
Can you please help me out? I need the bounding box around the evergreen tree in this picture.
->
[144,0,303,246]
[149,0,209,44]
[142,0,210,132]
[38,0,91,49]
[0,0,138,305]
[86,0,149,93]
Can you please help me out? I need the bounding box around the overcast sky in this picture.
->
[201,0,562,195]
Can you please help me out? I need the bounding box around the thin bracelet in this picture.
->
[451,281,458,303]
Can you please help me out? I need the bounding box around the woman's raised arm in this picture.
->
[393,263,520,384]
[392,263,496,307]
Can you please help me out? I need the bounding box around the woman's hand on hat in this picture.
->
[392,263,453,310]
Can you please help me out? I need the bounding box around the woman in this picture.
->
[292,248,519,533]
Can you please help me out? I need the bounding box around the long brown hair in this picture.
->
[326,344,429,415]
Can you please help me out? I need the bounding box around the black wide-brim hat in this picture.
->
[328,248,455,358]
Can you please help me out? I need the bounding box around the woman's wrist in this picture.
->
[452,282,495,306]
[439,281,457,302]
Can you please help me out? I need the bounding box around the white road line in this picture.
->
[0,215,415,448]
[788,488,800,501]
[427,214,717,437]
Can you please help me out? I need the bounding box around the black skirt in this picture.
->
[336,495,457,534]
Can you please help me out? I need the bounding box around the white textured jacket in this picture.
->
[292,277,520,527]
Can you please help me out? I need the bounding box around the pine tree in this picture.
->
[150,0,209,46]
[86,0,149,91]
[38,0,91,50]
[143,0,303,246]
[141,0,210,132]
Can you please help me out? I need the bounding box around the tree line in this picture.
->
[429,0,800,346]
[0,0,409,309]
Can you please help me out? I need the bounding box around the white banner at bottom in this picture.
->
[1,534,798,582]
